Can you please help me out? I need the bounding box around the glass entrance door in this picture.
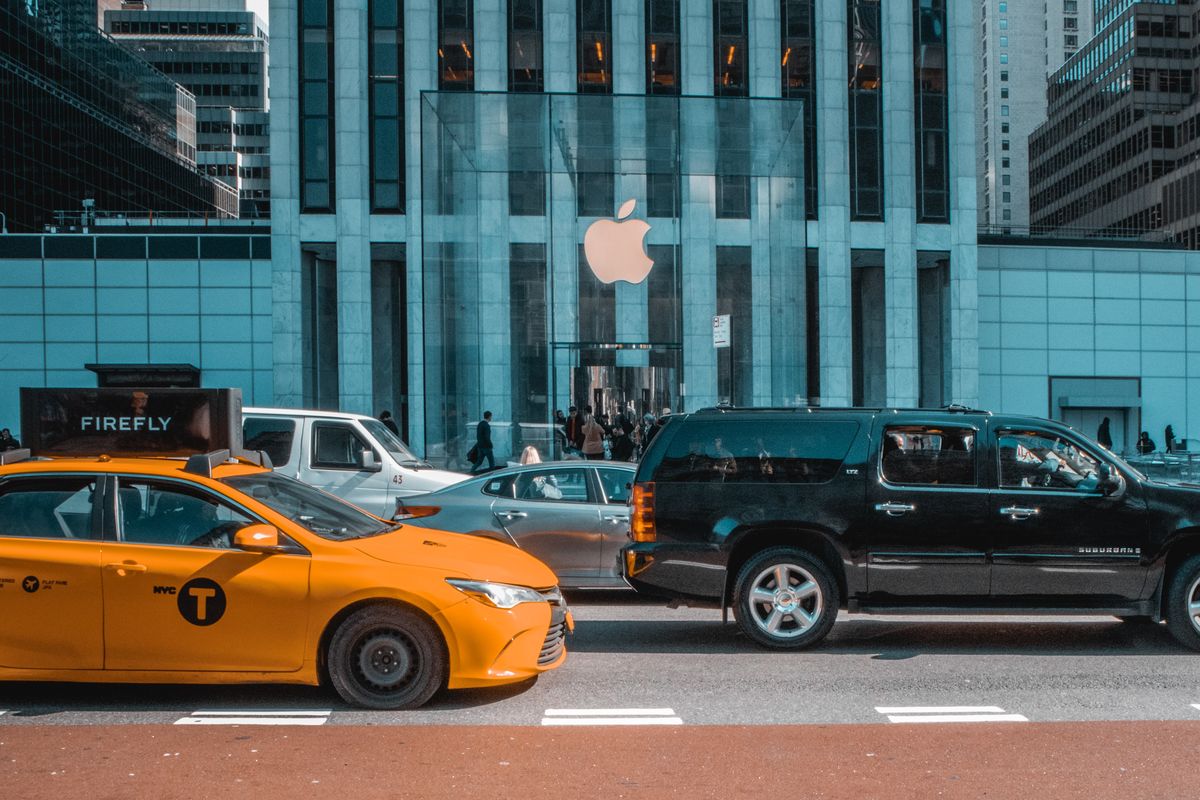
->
[571,365,679,422]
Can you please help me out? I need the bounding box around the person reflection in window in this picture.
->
[713,437,737,480]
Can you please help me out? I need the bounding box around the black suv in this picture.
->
[621,407,1200,650]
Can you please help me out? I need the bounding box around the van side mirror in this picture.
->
[361,449,383,473]
[234,524,287,554]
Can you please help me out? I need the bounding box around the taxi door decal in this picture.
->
[177,577,227,626]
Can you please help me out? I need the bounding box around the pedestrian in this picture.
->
[519,445,542,465]
[1136,430,1156,456]
[378,410,399,436]
[612,411,635,461]
[0,428,19,451]
[1097,417,1113,450]
[1165,424,1176,454]
[469,411,495,473]
[565,406,582,453]
[581,411,606,460]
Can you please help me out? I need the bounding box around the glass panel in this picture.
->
[882,426,976,486]
[913,0,949,222]
[0,478,97,539]
[848,0,882,220]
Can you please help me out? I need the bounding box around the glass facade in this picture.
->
[438,0,474,91]
[369,0,404,213]
[0,0,236,233]
[714,0,748,96]
[301,243,339,409]
[420,92,806,466]
[646,0,679,94]
[848,0,883,220]
[577,0,611,93]
[781,0,817,218]
[299,0,334,211]
[509,0,543,92]
[913,0,948,223]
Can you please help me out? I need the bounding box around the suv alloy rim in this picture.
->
[1188,575,1200,635]
[747,563,823,639]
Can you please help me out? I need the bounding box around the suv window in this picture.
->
[0,477,98,539]
[998,429,1103,492]
[881,426,977,486]
[312,423,373,470]
[243,417,296,467]
[653,419,860,483]
[118,477,255,548]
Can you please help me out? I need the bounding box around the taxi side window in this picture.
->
[0,478,98,539]
[312,423,373,470]
[118,478,254,548]
[881,426,977,486]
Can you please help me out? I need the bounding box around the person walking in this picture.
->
[612,411,635,461]
[1165,424,1176,454]
[1097,417,1113,450]
[378,410,400,436]
[0,428,19,451]
[581,411,605,460]
[1136,430,1156,456]
[470,411,495,473]
[565,406,582,454]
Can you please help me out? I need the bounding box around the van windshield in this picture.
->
[361,419,432,467]
[222,472,396,540]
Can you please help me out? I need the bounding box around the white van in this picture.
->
[242,407,465,518]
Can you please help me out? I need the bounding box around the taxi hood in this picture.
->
[353,526,559,588]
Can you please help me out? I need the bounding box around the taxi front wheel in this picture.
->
[327,605,448,710]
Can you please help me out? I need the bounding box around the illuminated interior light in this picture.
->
[595,40,603,63]
[727,45,735,65]
[650,42,657,62]
[461,41,472,59]
[782,47,791,66]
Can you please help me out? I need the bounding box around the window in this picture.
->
[514,468,592,502]
[999,18,1007,29]
[1064,17,1076,30]
[1001,157,1010,168]
[999,36,1007,46]
[1001,104,1009,116]
[509,0,543,91]
[0,478,97,539]
[782,0,817,216]
[1000,70,1008,81]
[482,475,516,497]
[646,0,679,94]
[714,0,748,96]
[881,426,976,486]
[1065,34,1077,47]
[914,0,948,222]
[1064,0,1076,11]
[312,423,376,470]
[596,467,631,503]
[1002,174,1011,185]
[300,0,334,211]
[1000,87,1008,98]
[370,0,404,212]
[1001,122,1009,132]
[1002,190,1011,201]
[998,430,1105,492]
[1000,53,1007,63]
[439,0,474,90]
[577,0,612,93]
[243,417,297,467]
[651,419,861,484]
[849,0,883,220]
[117,478,254,548]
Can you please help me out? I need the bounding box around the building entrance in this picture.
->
[570,365,679,423]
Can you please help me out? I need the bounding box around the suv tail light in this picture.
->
[393,504,440,521]
[630,482,656,542]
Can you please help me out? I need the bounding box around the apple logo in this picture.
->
[583,198,654,285]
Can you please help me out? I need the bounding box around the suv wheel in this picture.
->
[1166,554,1200,651]
[327,605,447,709]
[733,547,838,650]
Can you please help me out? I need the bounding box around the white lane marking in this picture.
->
[877,705,1027,724]
[541,708,682,726]
[175,709,331,726]
[1191,704,1200,712]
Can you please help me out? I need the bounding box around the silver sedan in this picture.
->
[396,461,636,589]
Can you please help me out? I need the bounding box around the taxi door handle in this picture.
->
[104,562,148,576]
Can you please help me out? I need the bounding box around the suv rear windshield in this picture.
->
[651,418,859,483]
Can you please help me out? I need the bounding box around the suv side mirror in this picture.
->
[361,449,383,473]
[1098,462,1122,496]
[234,524,287,554]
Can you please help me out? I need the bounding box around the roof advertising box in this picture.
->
[20,388,243,457]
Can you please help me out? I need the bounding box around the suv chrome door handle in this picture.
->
[500,510,528,520]
[874,502,915,516]
[1000,506,1039,520]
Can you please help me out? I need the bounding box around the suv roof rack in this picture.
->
[0,448,32,466]
[694,404,992,415]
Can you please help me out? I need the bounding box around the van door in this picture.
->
[865,417,991,601]
[297,420,392,517]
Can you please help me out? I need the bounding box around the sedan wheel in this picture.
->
[733,547,837,650]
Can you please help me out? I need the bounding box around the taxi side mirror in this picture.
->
[361,449,383,473]
[234,524,287,554]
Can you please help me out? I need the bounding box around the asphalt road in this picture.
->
[1,591,1199,727]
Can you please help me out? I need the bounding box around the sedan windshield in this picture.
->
[222,472,396,540]
[360,419,431,467]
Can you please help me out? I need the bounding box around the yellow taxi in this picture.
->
[0,390,570,710]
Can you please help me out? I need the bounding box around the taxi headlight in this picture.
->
[446,579,544,609]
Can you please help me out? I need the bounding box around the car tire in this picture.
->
[1166,554,1200,651]
[326,605,448,709]
[732,547,838,650]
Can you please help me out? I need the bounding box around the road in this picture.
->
[2,593,1199,797]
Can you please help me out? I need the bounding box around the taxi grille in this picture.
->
[538,586,567,666]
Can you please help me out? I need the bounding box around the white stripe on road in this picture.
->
[1191,704,1200,712]
[877,705,1027,724]
[175,709,332,726]
[541,708,682,726]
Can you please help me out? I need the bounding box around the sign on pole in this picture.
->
[712,314,731,349]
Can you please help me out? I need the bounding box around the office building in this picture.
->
[976,0,1093,231]
[0,0,238,234]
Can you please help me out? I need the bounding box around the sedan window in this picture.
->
[597,467,632,503]
[513,468,592,503]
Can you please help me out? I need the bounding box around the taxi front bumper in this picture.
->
[438,595,571,689]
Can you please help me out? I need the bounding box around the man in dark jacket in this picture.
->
[470,411,494,473]
[378,410,400,436]
[0,429,19,451]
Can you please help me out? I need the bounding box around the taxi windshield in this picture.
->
[222,472,396,540]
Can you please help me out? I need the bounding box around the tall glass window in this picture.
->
[577,0,612,93]
[781,0,817,218]
[299,0,334,212]
[369,0,403,213]
[646,0,679,94]
[438,0,474,90]
[914,0,948,222]
[510,244,548,431]
[848,0,883,220]
[716,246,753,405]
[509,0,543,92]
[301,247,339,408]
[714,0,748,96]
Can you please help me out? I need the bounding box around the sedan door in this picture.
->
[595,466,633,581]
[491,466,604,583]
